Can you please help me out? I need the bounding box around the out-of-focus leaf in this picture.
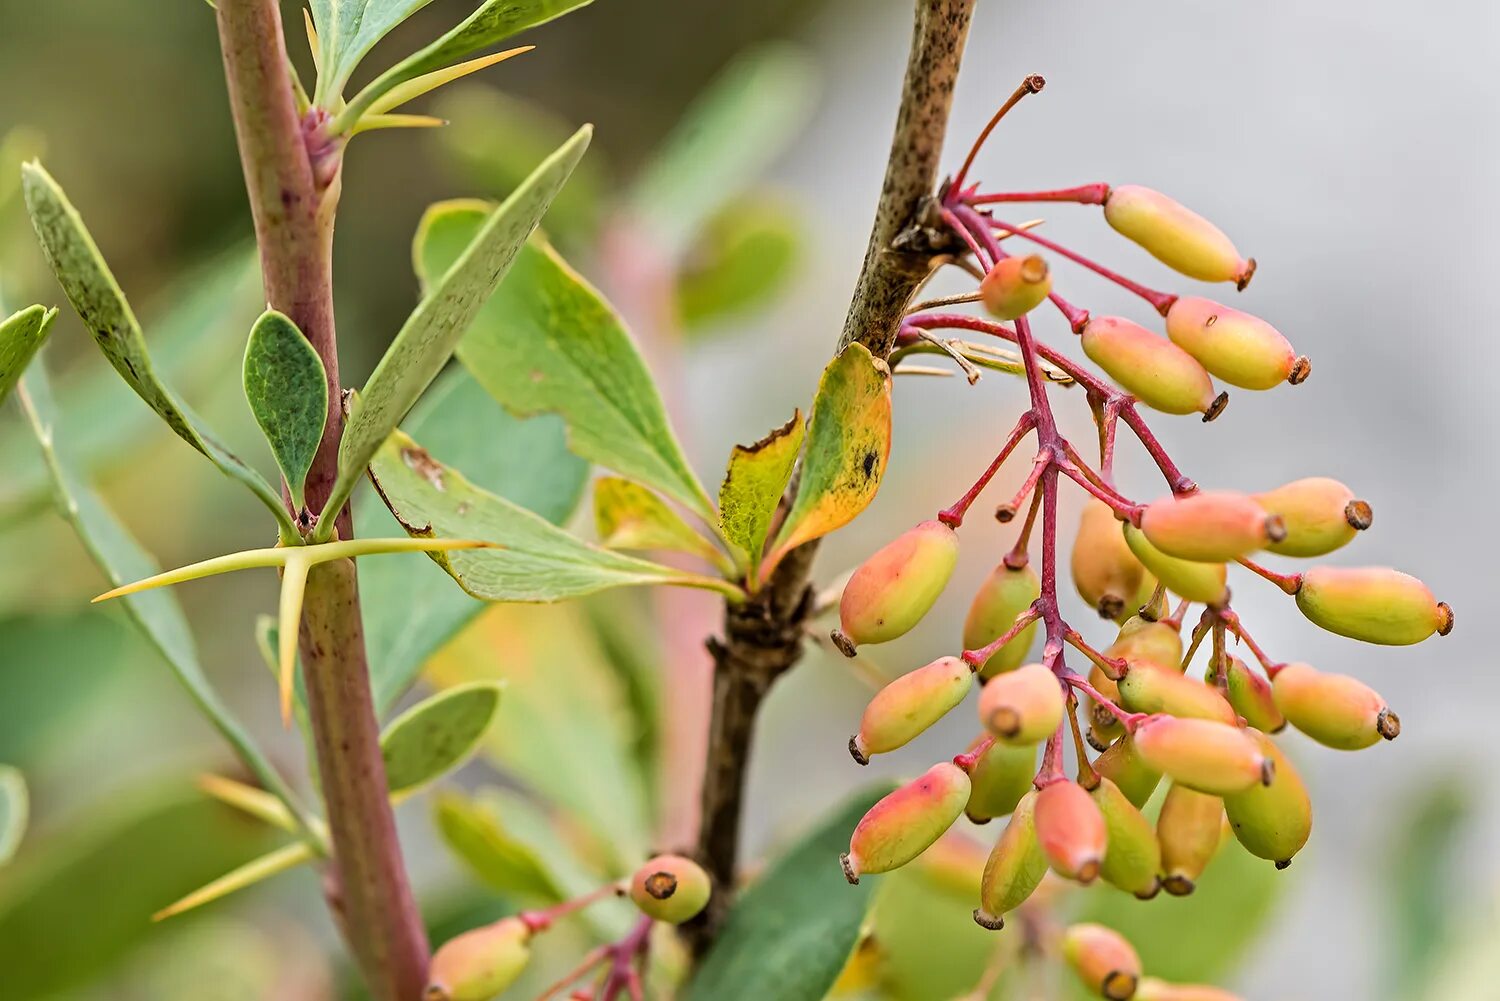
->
[1420,892,1500,1001]
[14,367,303,826]
[369,426,735,601]
[242,310,327,510]
[684,786,893,1001]
[337,0,596,127]
[0,766,27,865]
[428,604,653,868]
[593,476,729,571]
[1386,779,1469,1000]
[358,366,589,713]
[717,411,803,577]
[418,205,710,519]
[152,842,315,921]
[324,126,591,535]
[21,165,296,535]
[433,789,561,902]
[0,783,276,1000]
[762,344,892,577]
[676,193,801,331]
[433,88,606,242]
[381,681,501,797]
[629,43,817,254]
[0,305,55,407]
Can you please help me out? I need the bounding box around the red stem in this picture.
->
[948,74,1046,196]
[1237,557,1304,595]
[985,216,1177,315]
[937,410,1036,527]
[969,182,1110,206]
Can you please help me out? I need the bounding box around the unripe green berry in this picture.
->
[974,790,1047,930]
[1072,499,1154,621]
[1133,716,1271,796]
[852,656,973,764]
[425,917,532,1001]
[1208,655,1284,733]
[962,560,1041,678]
[1063,922,1143,1000]
[1122,523,1228,606]
[978,663,1065,745]
[1155,783,1224,897]
[1223,729,1311,866]
[1035,779,1108,883]
[1164,297,1300,390]
[1094,733,1162,808]
[629,854,711,924]
[1118,661,1236,724]
[842,762,970,883]
[1092,777,1162,900]
[1295,566,1451,646]
[965,737,1038,823]
[1103,185,1254,287]
[1272,662,1398,750]
[1140,491,1284,563]
[1254,477,1371,558]
[1108,615,1186,669]
[980,254,1053,320]
[1081,316,1222,417]
[835,520,959,654]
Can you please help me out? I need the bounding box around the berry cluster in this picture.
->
[424,855,711,1001]
[831,77,1451,974]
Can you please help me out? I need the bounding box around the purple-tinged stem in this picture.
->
[938,410,1036,527]
[1237,557,1303,595]
[1219,607,1281,673]
[986,217,1178,315]
[969,183,1111,206]
[948,74,1046,197]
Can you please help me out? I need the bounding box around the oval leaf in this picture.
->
[380,681,502,796]
[594,477,728,570]
[0,305,56,408]
[243,310,328,510]
[433,789,561,902]
[717,410,804,576]
[677,194,802,331]
[0,765,27,865]
[762,343,892,577]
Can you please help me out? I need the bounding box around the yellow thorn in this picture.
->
[365,46,534,117]
[303,8,320,73]
[278,555,311,728]
[153,842,315,921]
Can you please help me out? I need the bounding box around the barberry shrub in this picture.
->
[0,2,1451,1001]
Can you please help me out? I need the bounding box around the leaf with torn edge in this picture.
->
[593,477,729,572]
[718,410,803,576]
[381,682,502,798]
[369,427,739,601]
[762,344,891,578]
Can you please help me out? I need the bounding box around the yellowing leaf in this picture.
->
[718,411,803,579]
[593,477,729,572]
[762,345,891,578]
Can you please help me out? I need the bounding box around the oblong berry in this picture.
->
[1132,716,1270,796]
[1155,783,1224,896]
[1224,729,1311,865]
[965,737,1038,823]
[1255,477,1370,558]
[975,790,1047,929]
[1081,316,1218,417]
[1103,185,1254,287]
[1208,655,1283,733]
[1164,297,1296,390]
[425,917,532,1001]
[629,854,711,924]
[1108,615,1186,669]
[836,520,959,652]
[1272,662,1397,750]
[853,656,973,763]
[1122,523,1228,606]
[1092,777,1163,900]
[1095,732,1162,808]
[1295,566,1450,646]
[842,762,970,882]
[1140,491,1282,563]
[962,560,1041,678]
[1118,663,1236,724]
[979,663,1065,745]
[1063,923,1143,1001]
[1035,779,1108,883]
[1136,978,1242,1001]
[1073,499,1154,621]
[980,254,1053,320]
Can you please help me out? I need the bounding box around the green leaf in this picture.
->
[324,126,591,537]
[357,366,589,712]
[629,43,817,254]
[717,411,804,576]
[337,0,596,128]
[242,310,328,510]
[0,766,27,866]
[13,366,308,835]
[433,790,562,902]
[676,193,802,331]
[309,0,436,101]
[20,163,296,538]
[380,681,502,797]
[684,786,894,1001]
[763,344,892,577]
[593,476,729,571]
[418,206,710,518]
[0,306,56,408]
